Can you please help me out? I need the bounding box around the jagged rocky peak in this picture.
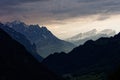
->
[29,24,41,31]
[29,24,39,28]
[12,20,24,24]
[41,26,48,30]
[5,21,49,35]
[6,20,48,31]
[3,21,75,57]
[6,20,26,26]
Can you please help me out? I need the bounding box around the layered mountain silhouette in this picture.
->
[0,23,43,62]
[43,32,120,75]
[66,29,116,46]
[0,23,62,80]
[5,20,75,57]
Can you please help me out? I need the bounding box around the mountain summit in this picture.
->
[0,24,43,62]
[0,23,62,80]
[5,21,75,57]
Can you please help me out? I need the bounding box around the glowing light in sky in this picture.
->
[46,14,120,39]
[0,0,120,39]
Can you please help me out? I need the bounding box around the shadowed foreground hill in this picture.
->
[43,32,120,75]
[108,66,120,80]
[0,24,61,80]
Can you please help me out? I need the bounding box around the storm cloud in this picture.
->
[0,0,120,24]
[0,0,48,6]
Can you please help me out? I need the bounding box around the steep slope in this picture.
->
[67,29,116,46]
[6,21,75,57]
[43,32,120,75]
[0,24,43,62]
[0,23,62,80]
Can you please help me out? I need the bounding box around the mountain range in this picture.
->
[0,23,62,80]
[0,23,43,62]
[5,20,75,57]
[0,20,119,80]
[66,29,116,46]
[42,32,120,75]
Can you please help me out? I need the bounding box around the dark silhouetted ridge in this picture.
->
[0,23,61,80]
[42,32,120,75]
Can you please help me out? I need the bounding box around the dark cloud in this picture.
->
[0,0,120,24]
[0,0,48,6]
[76,0,101,3]
[46,0,120,21]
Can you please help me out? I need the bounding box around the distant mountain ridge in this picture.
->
[0,23,62,80]
[5,20,75,57]
[43,32,120,75]
[66,29,116,46]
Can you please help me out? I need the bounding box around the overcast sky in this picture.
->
[0,0,120,39]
